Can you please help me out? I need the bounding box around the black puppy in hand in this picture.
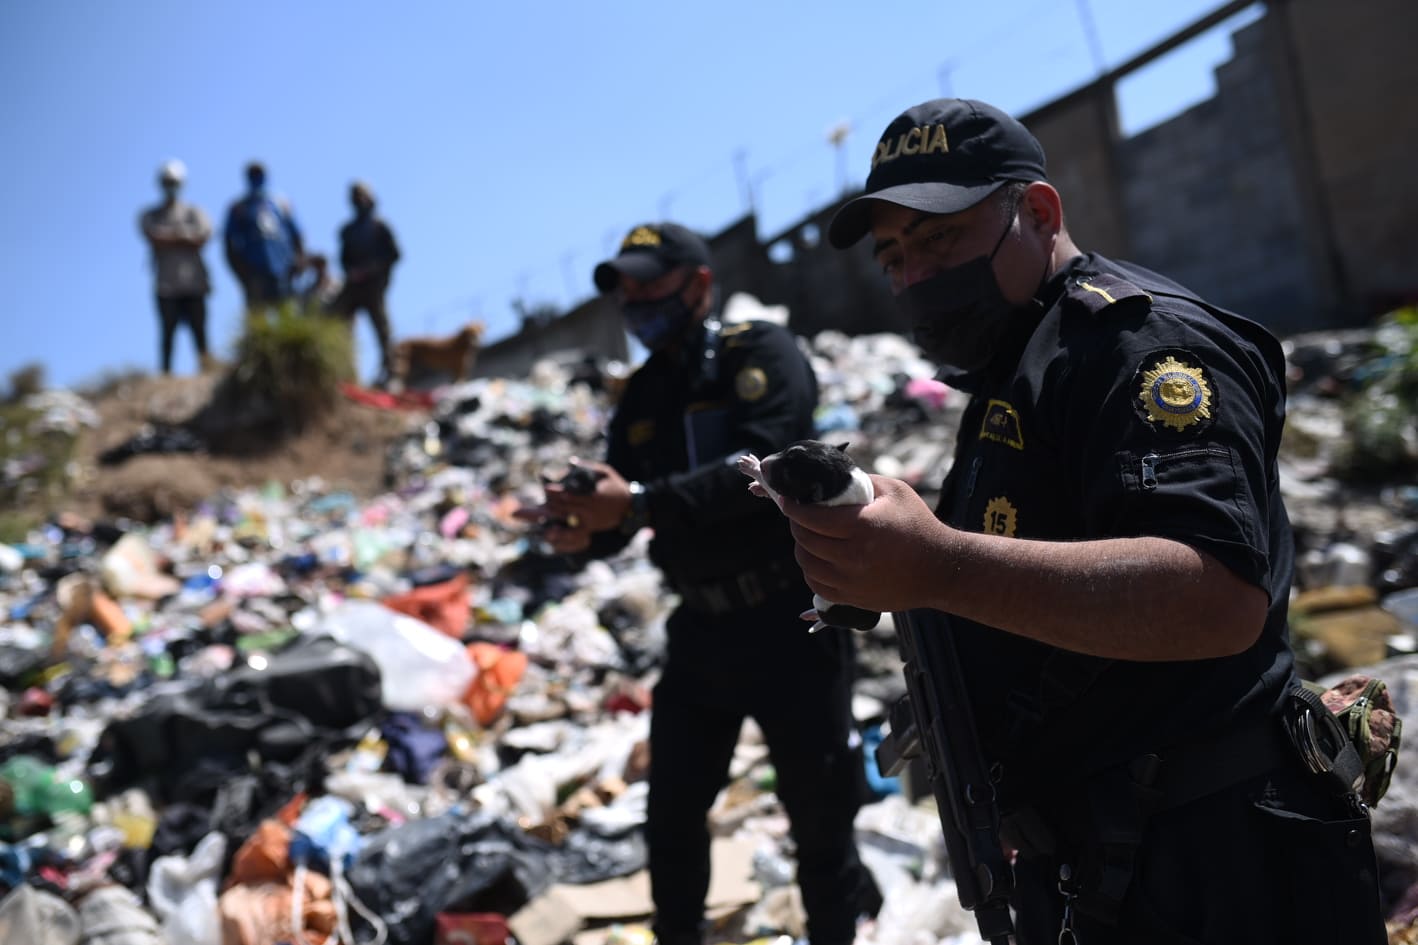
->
[738,440,880,633]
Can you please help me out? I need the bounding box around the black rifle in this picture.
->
[876,608,1015,944]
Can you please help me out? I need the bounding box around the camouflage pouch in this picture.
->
[1302,675,1403,807]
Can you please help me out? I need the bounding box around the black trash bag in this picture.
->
[209,635,382,731]
[90,690,268,803]
[98,424,205,466]
[89,669,359,803]
[0,644,45,690]
[88,688,207,799]
[151,802,214,860]
[0,731,57,767]
[345,810,555,945]
[546,825,648,885]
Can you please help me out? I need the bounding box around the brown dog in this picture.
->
[390,320,485,390]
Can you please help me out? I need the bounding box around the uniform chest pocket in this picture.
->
[1113,446,1257,547]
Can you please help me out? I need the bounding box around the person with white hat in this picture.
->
[138,159,213,374]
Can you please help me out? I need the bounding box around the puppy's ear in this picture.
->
[834,442,850,453]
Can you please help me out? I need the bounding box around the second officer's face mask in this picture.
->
[622,272,699,352]
[896,212,1021,373]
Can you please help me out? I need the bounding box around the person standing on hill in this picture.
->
[334,180,401,385]
[223,161,305,316]
[139,159,213,374]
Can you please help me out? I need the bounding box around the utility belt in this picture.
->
[1002,701,1313,928]
[673,559,803,615]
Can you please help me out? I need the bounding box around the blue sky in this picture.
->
[0,1,1261,388]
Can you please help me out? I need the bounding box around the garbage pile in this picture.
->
[0,319,1416,945]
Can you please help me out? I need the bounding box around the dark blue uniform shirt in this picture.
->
[933,252,1296,802]
[595,318,820,591]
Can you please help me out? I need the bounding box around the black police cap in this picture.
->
[593,223,712,294]
[828,98,1047,249]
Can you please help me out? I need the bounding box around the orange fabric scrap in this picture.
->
[464,642,529,726]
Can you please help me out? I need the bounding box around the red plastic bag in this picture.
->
[382,572,471,639]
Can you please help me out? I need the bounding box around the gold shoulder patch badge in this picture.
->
[628,419,655,447]
[735,366,768,402]
[984,496,1018,537]
[980,399,1024,450]
[1135,351,1214,433]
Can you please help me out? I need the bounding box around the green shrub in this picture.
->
[1337,307,1418,481]
[226,302,353,433]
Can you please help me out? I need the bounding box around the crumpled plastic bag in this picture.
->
[315,600,474,712]
[0,883,81,945]
[100,533,180,600]
[218,880,337,945]
[75,884,161,945]
[146,830,226,945]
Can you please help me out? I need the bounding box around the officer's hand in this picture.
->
[543,521,592,554]
[511,502,551,526]
[544,459,631,533]
[781,475,952,613]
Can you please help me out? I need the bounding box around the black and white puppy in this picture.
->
[738,440,881,633]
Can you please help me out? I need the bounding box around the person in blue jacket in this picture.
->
[224,161,304,315]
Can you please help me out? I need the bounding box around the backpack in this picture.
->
[1301,674,1403,807]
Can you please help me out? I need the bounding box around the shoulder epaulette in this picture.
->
[720,321,757,349]
[1065,273,1152,316]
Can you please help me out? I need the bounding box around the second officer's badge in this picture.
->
[1134,351,1215,433]
[735,367,768,402]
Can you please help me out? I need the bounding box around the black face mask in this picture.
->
[622,274,699,352]
[898,217,1018,373]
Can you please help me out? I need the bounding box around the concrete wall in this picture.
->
[1277,0,1418,313]
[756,204,908,338]
[474,295,628,379]
[1117,19,1320,334]
[483,0,1418,364]
[1026,89,1131,257]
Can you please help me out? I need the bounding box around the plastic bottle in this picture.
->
[41,773,94,815]
[0,756,55,816]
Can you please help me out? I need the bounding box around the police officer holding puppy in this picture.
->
[782,99,1386,943]
[527,222,877,945]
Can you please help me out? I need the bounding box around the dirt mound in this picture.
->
[70,371,417,522]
